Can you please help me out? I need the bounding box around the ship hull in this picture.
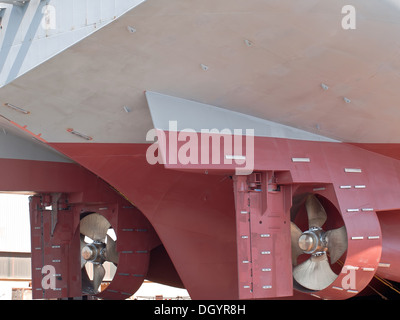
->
[47,133,400,299]
[1,0,400,300]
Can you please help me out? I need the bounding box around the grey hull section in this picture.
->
[0,0,145,87]
[0,118,72,162]
[145,91,338,142]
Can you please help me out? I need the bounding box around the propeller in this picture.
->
[80,213,119,294]
[291,194,348,291]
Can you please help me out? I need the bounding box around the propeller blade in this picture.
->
[305,194,327,228]
[80,235,88,268]
[326,226,348,264]
[291,222,303,266]
[80,213,111,242]
[293,253,337,291]
[92,264,106,293]
[105,234,119,264]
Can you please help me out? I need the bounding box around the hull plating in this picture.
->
[46,135,400,299]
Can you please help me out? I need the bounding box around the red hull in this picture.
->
[48,143,240,299]
[44,134,400,299]
[2,0,400,301]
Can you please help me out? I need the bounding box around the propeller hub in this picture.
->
[82,245,96,261]
[298,228,327,255]
[298,233,315,252]
[81,241,106,263]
